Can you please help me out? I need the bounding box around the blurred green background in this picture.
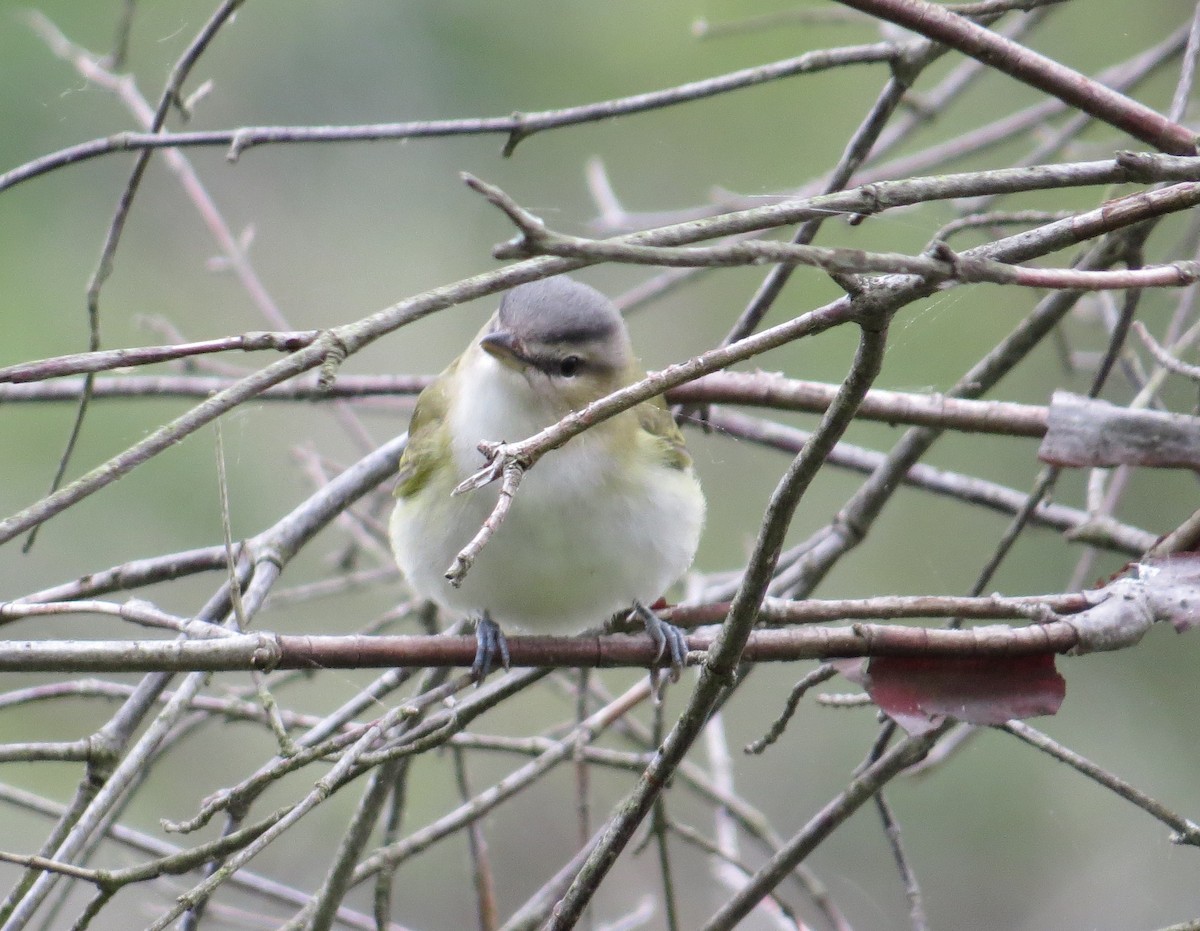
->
[2,1,1199,928]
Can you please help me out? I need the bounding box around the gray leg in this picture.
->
[632,600,687,683]
[473,612,510,681]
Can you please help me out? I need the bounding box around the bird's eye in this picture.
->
[558,356,582,378]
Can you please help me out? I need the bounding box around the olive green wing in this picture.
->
[635,395,693,471]
[394,360,456,499]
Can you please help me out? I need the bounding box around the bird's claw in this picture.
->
[472,613,511,682]
[632,601,687,692]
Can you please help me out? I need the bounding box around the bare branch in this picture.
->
[836,0,1198,155]
[0,42,902,193]
[0,332,317,384]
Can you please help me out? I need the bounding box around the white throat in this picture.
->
[448,350,567,474]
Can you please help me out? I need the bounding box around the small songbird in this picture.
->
[389,275,705,679]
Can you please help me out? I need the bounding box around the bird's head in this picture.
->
[479,277,635,410]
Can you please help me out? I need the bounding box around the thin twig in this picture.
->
[745,665,839,755]
[1133,319,1200,380]
[1169,1,1200,122]
[0,42,904,194]
[875,793,929,931]
[701,723,951,930]
[21,0,248,556]
[1000,722,1200,845]
[446,458,525,586]
[454,747,500,931]
[0,332,318,384]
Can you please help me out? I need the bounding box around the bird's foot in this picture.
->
[631,600,687,697]
[472,613,511,682]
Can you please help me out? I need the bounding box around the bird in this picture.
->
[389,275,705,681]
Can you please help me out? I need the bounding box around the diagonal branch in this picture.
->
[836,0,1197,155]
[548,321,891,927]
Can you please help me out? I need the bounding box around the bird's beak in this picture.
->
[480,330,529,372]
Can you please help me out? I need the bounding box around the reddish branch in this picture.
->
[0,588,1098,677]
[0,619,1084,672]
[835,0,1198,155]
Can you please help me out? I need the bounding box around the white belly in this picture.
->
[390,437,702,632]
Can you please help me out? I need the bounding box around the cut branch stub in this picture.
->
[1038,391,1200,469]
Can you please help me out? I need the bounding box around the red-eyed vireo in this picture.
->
[389,276,705,679]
